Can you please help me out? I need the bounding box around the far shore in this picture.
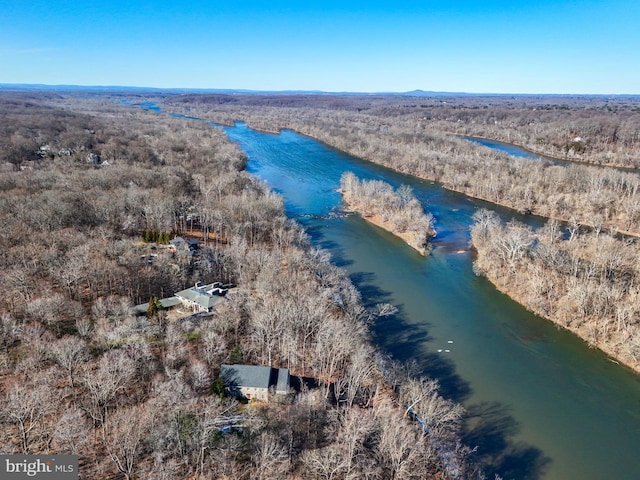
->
[201,116,640,238]
[450,131,640,171]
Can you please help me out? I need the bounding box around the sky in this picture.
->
[1,0,639,94]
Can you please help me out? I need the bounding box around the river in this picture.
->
[462,135,640,174]
[218,122,640,480]
[461,136,553,162]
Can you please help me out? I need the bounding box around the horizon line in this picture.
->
[0,82,638,97]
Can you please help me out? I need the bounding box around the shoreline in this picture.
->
[341,192,430,256]
[179,113,640,374]
[478,267,640,375]
[287,125,640,238]
[449,131,640,171]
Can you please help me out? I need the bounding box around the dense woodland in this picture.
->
[166,93,640,167]
[340,172,436,255]
[0,93,479,479]
[161,93,640,373]
[471,211,640,371]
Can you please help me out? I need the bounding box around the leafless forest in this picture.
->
[340,172,436,255]
[164,93,640,373]
[471,211,640,371]
[169,94,640,235]
[0,93,476,479]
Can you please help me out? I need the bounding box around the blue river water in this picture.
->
[218,122,640,480]
[462,136,551,162]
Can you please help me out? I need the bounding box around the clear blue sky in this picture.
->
[1,0,638,94]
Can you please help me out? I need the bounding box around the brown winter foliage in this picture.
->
[0,93,473,479]
[340,172,436,255]
[471,210,640,373]
[165,93,640,236]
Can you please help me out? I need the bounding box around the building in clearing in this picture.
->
[220,364,290,402]
[133,296,182,316]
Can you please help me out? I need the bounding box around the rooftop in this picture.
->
[174,283,226,310]
[133,296,182,315]
[220,364,290,394]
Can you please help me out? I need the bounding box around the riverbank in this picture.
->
[470,214,640,375]
[327,130,640,374]
[338,172,435,256]
[169,106,640,375]
[215,116,640,480]
[342,192,430,255]
[452,132,640,171]
[479,265,640,375]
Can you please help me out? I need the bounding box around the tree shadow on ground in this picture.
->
[463,401,551,480]
[305,223,354,269]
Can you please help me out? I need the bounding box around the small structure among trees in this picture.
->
[220,364,290,402]
[134,282,229,316]
[174,282,228,313]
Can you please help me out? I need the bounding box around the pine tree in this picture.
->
[147,296,159,319]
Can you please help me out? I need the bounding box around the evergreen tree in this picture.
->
[146,296,162,319]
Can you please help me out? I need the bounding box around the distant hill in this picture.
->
[1,84,637,101]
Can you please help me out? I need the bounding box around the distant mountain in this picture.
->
[1,84,636,99]
[0,83,472,96]
[391,89,470,96]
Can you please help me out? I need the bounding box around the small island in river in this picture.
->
[340,172,436,255]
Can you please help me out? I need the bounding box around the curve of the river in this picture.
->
[218,122,640,480]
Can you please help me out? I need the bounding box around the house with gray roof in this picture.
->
[134,282,229,316]
[174,282,226,313]
[169,236,198,258]
[220,364,290,402]
[133,296,182,316]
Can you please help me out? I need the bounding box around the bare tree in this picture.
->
[188,359,212,395]
[375,401,427,480]
[399,377,464,436]
[253,432,290,480]
[50,336,88,389]
[0,314,20,364]
[102,404,151,480]
[2,375,59,454]
[301,443,349,480]
[52,407,91,454]
[344,345,378,407]
[82,349,137,425]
